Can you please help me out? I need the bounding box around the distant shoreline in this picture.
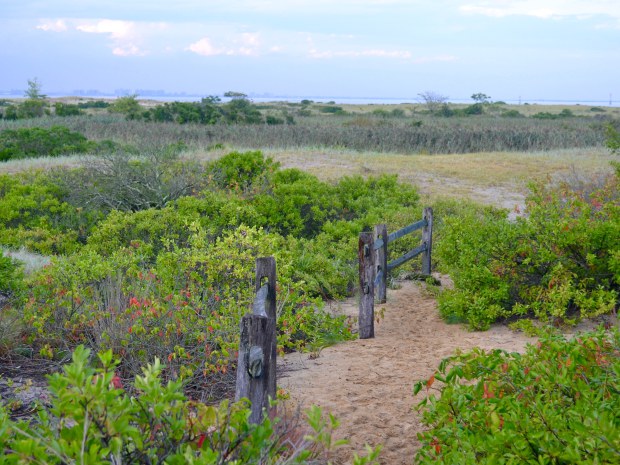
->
[1,93,617,107]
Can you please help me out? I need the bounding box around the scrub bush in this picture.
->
[414,328,620,464]
[0,345,381,464]
[0,126,95,161]
[435,175,620,329]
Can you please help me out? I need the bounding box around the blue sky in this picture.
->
[1,0,619,103]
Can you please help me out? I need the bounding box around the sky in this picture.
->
[1,0,619,103]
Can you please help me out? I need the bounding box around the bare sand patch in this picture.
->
[279,280,535,464]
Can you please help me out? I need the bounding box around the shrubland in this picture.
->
[0,149,421,400]
[1,100,619,463]
[0,345,381,464]
[434,169,619,330]
[0,96,612,154]
[414,328,619,464]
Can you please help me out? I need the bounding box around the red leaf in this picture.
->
[111,373,122,389]
[426,374,435,391]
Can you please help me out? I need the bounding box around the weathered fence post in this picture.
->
[422,207,433,276]
[358,232,375,339]
[374,224,388,304]
[235,257,277,424]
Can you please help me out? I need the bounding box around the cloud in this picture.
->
[36,18,171,56]
[36,19,68,32]
[187,32,262,56]
[76,19,136,39]
[460,1,620,21]
[308,48,412,59]
[187,37,220,56]
[75,19,147,56]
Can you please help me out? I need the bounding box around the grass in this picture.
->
[184,145,615,209]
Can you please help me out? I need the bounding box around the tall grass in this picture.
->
[0,113,607,154]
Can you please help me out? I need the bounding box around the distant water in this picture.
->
[2,92,617,106]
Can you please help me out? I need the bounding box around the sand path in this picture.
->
[278,279,535,464]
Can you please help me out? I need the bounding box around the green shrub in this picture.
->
[207,150,279,193]
[0,172,96,254]
[54,102,84,117]
[16,99,49,119]
[435,175,620,329]
[606,123,620,155]
[0,251,24,297]
[146,98,221,125]
[318,105,345,115]
[77,100,110,109]
[500,109,524,118]
[24,225,353,387]
[414,328,620,464]
[0,126,95,161]
[221,98,263,124]
[108,94,142,120]
[0,345,380,464]
[463,103,484,115]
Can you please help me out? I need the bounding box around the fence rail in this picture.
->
[359,207,433,339]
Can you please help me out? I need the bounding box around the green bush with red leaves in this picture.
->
[435,173,620,330]
[24,225,353,395]
[0,345,381,464]
[414,328,620,464]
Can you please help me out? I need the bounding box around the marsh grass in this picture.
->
[0,111,607,154]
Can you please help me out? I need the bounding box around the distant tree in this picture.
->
[24,77,46,100]
[471,92,491,104]
[108,94,141,120]
[417,91,448,114]
[224,91,248,99]
[221,97,263,124]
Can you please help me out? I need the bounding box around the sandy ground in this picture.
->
[278,279,535,465]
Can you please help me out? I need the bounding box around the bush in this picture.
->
[59,143,204,213]
[500,109,524,118]
[0,252,24,297]
[435,175,620,329]
[77,100,111,109]
[207,150,279,193]
[0,345,380,464]
[414,328,620,464]
[23,225,353,390]
[0,172,96,254]
[108,94,142,119]
[319,105,345,115]
[146,98,221,125]
[53,102,84,117]
[0,126,95,161]
[220,98,263,124]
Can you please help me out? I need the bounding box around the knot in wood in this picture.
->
[248,346,264,378]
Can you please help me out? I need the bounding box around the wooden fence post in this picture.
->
[235,257,277,424]
[422,207,433,276]
[358,232,375,339]
[374,224,388,304]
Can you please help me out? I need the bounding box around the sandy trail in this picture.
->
[278,279,535,464]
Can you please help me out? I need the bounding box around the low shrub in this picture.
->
[0,172,97,254]
[435,175,620,329]
[414,328,620,464]
[23,225,353,392]
[0,345,381,464]
[0,126,95,161]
